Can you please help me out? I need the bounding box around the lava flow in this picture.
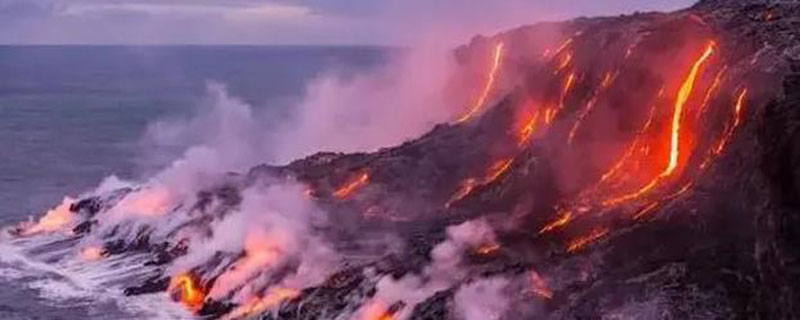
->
[456,42,505,123]
[602,41,716,207]
[19,197,75,235]
[334,172,370,199]
[361,301,397,320]
[81,246,105,261]
[169,273,207,312]
[534,38,754,254]
[446,158,513,208]
[225,288,300,320]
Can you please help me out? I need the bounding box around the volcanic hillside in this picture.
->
[8,1,800,319]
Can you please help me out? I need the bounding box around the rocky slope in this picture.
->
[7,1,800,319]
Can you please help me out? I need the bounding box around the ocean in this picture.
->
[0,45,390,319]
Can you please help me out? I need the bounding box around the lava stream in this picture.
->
[714,88,748,154]
[456,42,505,123]
[446,158,514,208]
[566,228,609,253]
[334,172,370,199]
[602,41,715,206]
[169,273,207,312]
[224,288,300,320]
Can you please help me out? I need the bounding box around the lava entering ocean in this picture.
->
[4,3,787,319]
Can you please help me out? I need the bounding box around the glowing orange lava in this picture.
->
[81,247,104,261]
[225,288,299,320]
[666,42,715,176]
[21,197,76,235]
[446,158,513,208]
[597,103,659,185]
[714,88,748,154]
[566,228,609,253]
[475,243,501,255]
[116,187,172,216]
[559,72,577,110]
[696,66,727,120]
[602,41,715,206]
[334,172,370,199]
[554,38,574,55]
[517,109,541,146]
[485,158,514,183]
[362,301,396,320]
[169,273,206,312]
[568,71,616,145]
[445,178,477,208]
[544,107,556,125]
[555,52,573,74]
[539,209,573,234]
[456,42,505,123]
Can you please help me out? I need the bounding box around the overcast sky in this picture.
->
[0,0,696,45]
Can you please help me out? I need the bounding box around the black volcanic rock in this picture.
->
[30,1,800,319]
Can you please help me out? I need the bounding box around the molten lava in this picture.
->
[456,42,505,123]
[334,172,370,199]
[169,273,206,312]
[21,197,76,235]
[555,52,573,74]
[475,243,501,256]
[566,228,609,253]
[517,109,541,146]
[445,178,477,208]
[208,232,283,299]
[539,209,573,234]
[116,187,172,216]
[447,158,513,208]
[602,41,715,206]
[225,288,299,320]
[714,88,748,154]
[666,42,715,176]
[81,246,105,261]
[485,158,514,183]
[559,72,577,110]
[362,301,396,320]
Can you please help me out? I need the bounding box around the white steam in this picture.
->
[271,45,466,163]
[453,277,510,320]
[356,219,507,319]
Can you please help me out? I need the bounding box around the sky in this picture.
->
[0,0,697,45]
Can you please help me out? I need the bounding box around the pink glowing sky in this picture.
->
[0,0,696,45]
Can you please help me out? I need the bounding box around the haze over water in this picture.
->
[0,45,388,319]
